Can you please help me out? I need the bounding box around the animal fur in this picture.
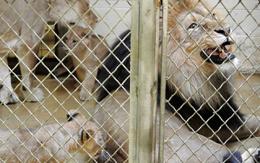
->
[0,0,98,104]
[92,90,260,163]
[92,0,260,161]
[94,30,130,101]
[0,110,105,162]
[94,0,260,142]
[65,26,109,101]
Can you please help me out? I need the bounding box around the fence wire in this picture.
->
[0,0,259,163]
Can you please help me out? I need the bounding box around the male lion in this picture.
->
[0,0,97,104]
[0,110,105,162]
[90,0,260,162]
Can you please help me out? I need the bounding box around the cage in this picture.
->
[0,0,259,162]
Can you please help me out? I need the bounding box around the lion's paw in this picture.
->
[79,88,92,101]
[242,148,260,163]
[22,87,44,102]
[0,84,19,105]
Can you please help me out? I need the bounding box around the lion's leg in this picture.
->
[79,62,98,101]
[72,50,98,101]
[0,56,19,104]
[18,43,44,102]
[165,114,230,162]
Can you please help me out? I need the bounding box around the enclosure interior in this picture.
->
[0,0,259,162]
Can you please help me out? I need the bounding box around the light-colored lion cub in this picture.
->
[0,110,105,162]
[65,26,108,101]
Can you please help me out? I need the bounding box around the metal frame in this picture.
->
[129,0,160,162]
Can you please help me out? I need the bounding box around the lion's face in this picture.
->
[182,12,235,65]
[65,26,91,53]
[79,121,106,160]
[66,110,105,160]
[49,0,97,28]
[168,1,238,68]
[167,1,239,106]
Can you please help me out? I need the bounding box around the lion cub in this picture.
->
[65,26,108,101]
[0,110,105,162]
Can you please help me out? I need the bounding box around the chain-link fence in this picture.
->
[0,0,259,162]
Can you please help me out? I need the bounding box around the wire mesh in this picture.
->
[0,0,259,163]
[164,0,260,162]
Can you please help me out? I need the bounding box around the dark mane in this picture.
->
[95,30,131,101]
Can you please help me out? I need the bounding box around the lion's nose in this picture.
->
[215,27,231,36]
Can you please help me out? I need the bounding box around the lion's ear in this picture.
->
[66,110,80,121]
[85,129,95,140]
[80,129,95,143]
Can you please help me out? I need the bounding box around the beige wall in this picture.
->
[90,0,131,46]
[90,0,260,73]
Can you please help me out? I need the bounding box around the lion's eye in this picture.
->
[188,23,198,29]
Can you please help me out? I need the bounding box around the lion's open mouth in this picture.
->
[200,41,236,64]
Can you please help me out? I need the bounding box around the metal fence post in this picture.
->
[129,0,159,162]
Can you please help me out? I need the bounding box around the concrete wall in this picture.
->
[90,0,131,46]
[90,0,260,73]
